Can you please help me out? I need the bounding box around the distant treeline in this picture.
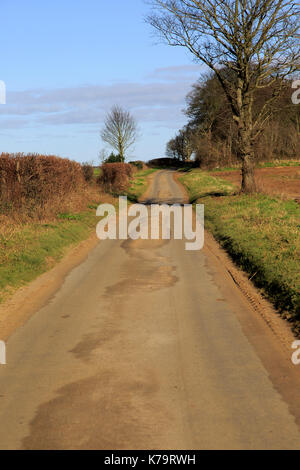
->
[166,73,300,168]
[147,157,195,168]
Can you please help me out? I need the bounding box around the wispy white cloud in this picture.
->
[0,65,203,130]
[147,64,205,81]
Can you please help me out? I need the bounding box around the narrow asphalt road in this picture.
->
[0,170,299,450]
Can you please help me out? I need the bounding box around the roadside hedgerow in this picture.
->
[82,163,94,183]
[98,163,134,194]
[0,153,85,214]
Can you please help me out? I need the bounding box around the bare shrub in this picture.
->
[0,153,88,218]
[98,163,133,194]
[82,163,94,183]
[130,161,147,171]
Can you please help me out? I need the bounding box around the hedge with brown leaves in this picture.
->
[0,153,85,214]
[98,163,134,194]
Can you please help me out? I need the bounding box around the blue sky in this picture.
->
[0,0,204,162]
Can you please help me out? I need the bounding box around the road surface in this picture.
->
[0,170,299,450]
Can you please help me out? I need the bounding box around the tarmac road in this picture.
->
[0,170,299,450]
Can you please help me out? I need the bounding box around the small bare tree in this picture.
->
[147,0,299,192]
[166,127,194,160]
[101,106,138,162]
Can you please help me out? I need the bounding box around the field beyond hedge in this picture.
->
[211,165,300,200]
[179,169,300,336]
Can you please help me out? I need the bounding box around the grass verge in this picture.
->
[179,169,236,202]
[179,169,300,336]
[126,168,158,202]
[0,201,106,303]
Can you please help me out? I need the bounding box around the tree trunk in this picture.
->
[241,154,256,193]
[237,122,257,193]
[235,81,257,193]
[119,142,125,162]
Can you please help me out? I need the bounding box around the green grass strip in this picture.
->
[0,203,102,302]
[179,169,300,336]
[126,168,158,202]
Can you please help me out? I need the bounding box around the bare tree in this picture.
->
[166,127,194,161]
[147,0,299,192]
[101,106,138,162]
[166,137,178,159]
[99,148,109,164]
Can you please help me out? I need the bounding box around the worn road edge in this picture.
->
[0,233,100,342]
[173,171,296,351]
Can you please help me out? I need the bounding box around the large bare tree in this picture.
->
[101,106,138,162]
[147,0,299,192]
